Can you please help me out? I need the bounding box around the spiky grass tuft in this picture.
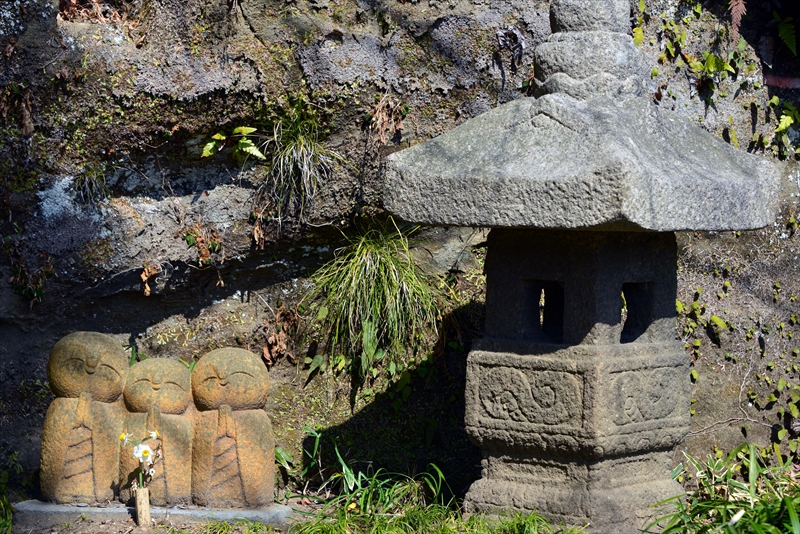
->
[647,443,800,533]
[306,217,439,379]
[253,92,345,224]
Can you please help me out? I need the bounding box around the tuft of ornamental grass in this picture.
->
[253,92,345,223]
[305,217,439,379]
[646,442,800,533]
[289,448,584,534]
[289,505,584,534]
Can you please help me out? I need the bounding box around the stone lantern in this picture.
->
[383,0,780,531]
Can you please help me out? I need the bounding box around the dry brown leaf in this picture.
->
[729,0,746,42]
[20,94,33,137]
[4,37,16,59]
[262,345,274,366]
[140,264,160,296]
[370,93,408,145]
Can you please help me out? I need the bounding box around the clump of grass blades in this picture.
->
[254,92,345,223]
[290,452,582,534]
[306,217,438,379]
[0,471,10,534]
[291,505,579,534]
[646,443,800,533]
[74,163,110,204]
[157,520,272,534]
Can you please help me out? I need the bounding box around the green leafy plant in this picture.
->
[685,50,735,97]
[179,222,223,266]
[201,127,266,161]
[647,443,800,533]
[290,450,585,533]
[178,358,196,372]
[761,96,800,157]
[304,217,439,380]
[203,91,346,228]
[0,470,10,534]
[299,425,325,486]
[633,9,645,46]
[776,11,797,56]
[727,37,756,77]
[658,18,687,63]
[124,344,148,366]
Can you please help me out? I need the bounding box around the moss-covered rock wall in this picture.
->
[1,0,800,504]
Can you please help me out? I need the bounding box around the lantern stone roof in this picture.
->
[383,0,780,232]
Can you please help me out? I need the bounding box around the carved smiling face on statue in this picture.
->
[191,348,270,411]
[47,332,128,402]
[124,358,191,414]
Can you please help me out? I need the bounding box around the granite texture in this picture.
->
[384,94,779,231]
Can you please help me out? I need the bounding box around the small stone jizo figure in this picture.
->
[40,332,127,503]
[120,358,193,505]
[191,348,275,508]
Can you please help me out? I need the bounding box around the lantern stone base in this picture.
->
[464,450,681,532]
[462,342,688,532]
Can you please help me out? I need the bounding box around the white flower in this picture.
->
[148,468,156,477]
[148,430,159,440]
[119,432,133,445]
[133,443,154,465]
[727,509,746,526]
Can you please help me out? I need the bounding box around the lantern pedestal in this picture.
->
[462,229,689,532]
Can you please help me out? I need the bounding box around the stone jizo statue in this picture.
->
[40,333,276,509]
[40,332,127,503]
[191,348,275,508]
[120,358,193,505]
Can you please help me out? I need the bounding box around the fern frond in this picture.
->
[729,0,746,41]
[776,12,797,56]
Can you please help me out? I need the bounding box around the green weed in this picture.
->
[304,218,438,379]
[646,443,800,533]
[0,470,10,534]
[3,242,54,307]
[285,430,584,533]
[203,91,346,228]
[74,162,110,204]
[292,498,582,533]
[257,92,344,222]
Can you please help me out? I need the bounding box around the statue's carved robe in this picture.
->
[192,405,274,507]
[40,392,122,503]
